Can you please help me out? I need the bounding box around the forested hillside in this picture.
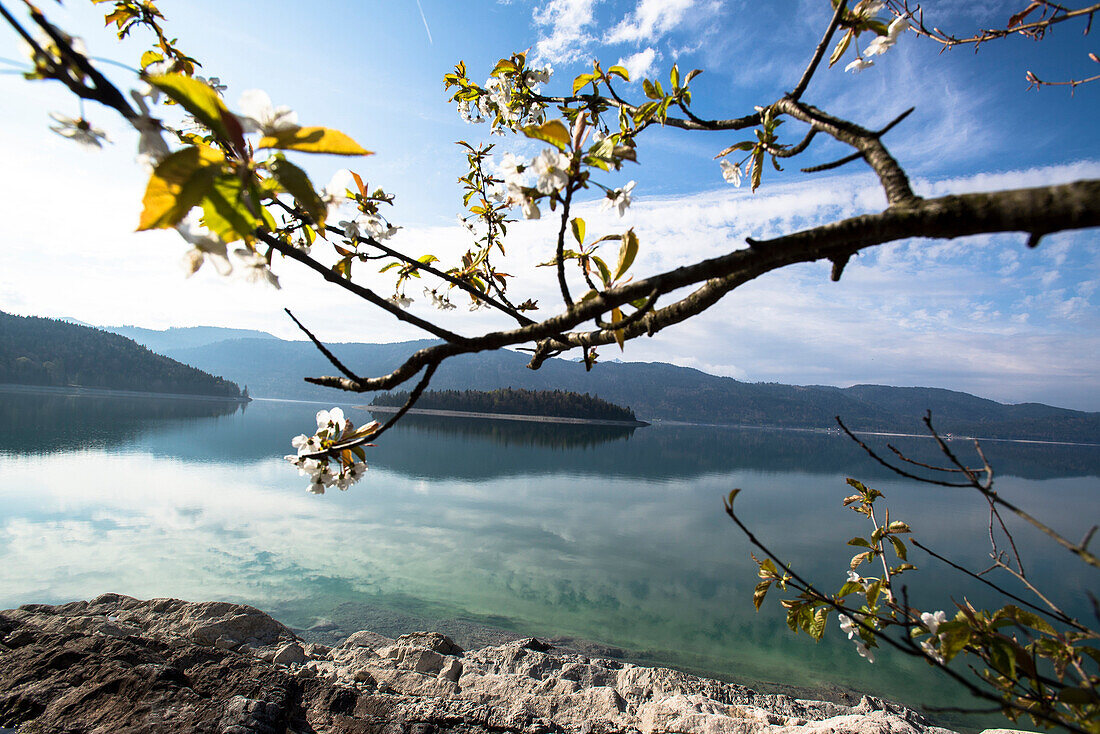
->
[373,388,638,422]
[0,312,245,398]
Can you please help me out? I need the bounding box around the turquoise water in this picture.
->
[1,388,1097,729]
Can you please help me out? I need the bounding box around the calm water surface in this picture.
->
[1,389,1097,730]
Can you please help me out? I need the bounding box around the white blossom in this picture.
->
[339,219,362,241]
[137,60,171,104]
[521,196,541,220]
[176,215,231,276]
[48,112,108,148]
[532,148,570,195]
[601,180,636,217]
[389,294,414,309]
[920,637,946,665]
[130,90,169,170]
[719,159,743,187]
[195,75,227,96]
[363,214,398,241]
[920,610,948,635]
[854,640,876,663]
[316,407,348,433]
[838,613,859,639]
[845,57,875,74]
[321,169,354,220]
[236,89,299,135]
[424,288,457,310]
[234,248,280,289]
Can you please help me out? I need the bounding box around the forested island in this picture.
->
[372,388,639,423]
[0,311,246,399]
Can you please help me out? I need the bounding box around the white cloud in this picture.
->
[533,0,599,65]
[608,0,700,45]
[618,47,659,80]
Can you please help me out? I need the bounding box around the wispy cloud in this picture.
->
[618,47,659,80]
[532,0,599,65]
[607,0,700,45]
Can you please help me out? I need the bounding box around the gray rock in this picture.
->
[271,641,307,665]
[0,595,961,734]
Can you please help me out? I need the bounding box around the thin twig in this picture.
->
[284,308,362,384]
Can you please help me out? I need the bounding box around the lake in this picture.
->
[1,388,1097,730]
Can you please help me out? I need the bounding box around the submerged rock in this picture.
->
[0,594,962,734]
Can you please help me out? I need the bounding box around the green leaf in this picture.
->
[149,73,232,141]
[888,535,908,560]
[713,141,755,159]
[642,78,659,99]
[591,255,612,287]
[725,488,741,509]
[259,126,372,156]
[846,478,868,492]
[572,72,600,94]
[988,637,1019,679]
[753,579,772,611]
[201,174,259,242]
[669,64,680,89]
[865,578,882,607]
[887,521,911,534]
[938,622,971,661]
[809,607,829,641]
[750,147,764,192]
[607,65,630,81]
[829,29,853,67]
[491,59,518,76]
[571,217,585,244]
[521,120,571,151]
[837,581,863,597]
[137,145,223,231]
[998,605,1057,636]
[269,158,325,225]
[615,229,639,280]
[848,537,873,549]
[140,50,163,69]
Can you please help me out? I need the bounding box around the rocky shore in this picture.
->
[0,594,964,734]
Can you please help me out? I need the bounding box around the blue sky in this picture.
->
[1,0,1098,409]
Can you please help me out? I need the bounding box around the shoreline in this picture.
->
[0,594,965,734]
[362,404,649,427]
[0,382,250,404]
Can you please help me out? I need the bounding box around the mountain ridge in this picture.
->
[104,326,1099,443]
[40,322,1097,443]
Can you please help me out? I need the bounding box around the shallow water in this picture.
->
[1,389,1097,730]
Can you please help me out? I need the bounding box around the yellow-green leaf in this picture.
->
[611,307,625,351]
[137,145,223,231]
[570,217,585,244]
[149,73,232,141]
[607,65,630,81]
[258,126,372,156]
[201,174,259,242]
[521,120,571,151]
[269,158,325,225]
[615,228,638,280]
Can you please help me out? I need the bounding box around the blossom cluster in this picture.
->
[846,14,911,73]
[457,65,552,132]
[284,408,375,494]
[838,612,877,663]
[915,610,948,664]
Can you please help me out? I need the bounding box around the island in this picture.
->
[370,387,648,426]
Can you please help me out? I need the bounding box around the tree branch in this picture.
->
[302,179,1100,392]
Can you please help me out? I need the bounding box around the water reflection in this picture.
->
[0,393,1097,731]
[0,386,243,455]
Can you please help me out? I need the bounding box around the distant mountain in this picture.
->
[98,325,278,354]
[0,312,245,399]
[159,335,1100,443]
